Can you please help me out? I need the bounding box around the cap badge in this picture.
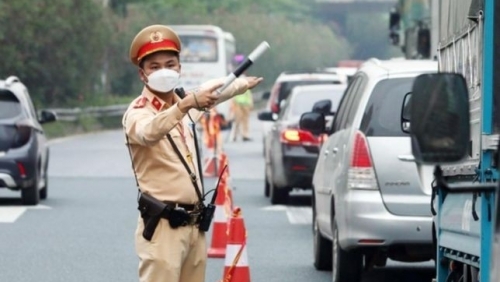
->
[150,31,163,43]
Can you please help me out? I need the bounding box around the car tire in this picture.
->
[264,172,270,197]
[22,182,39,206]
[270,182,289,205]
[313,206,333,270]
[332,221,363,282]
[39,173,48,200]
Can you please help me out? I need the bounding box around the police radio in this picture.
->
[198,165,228,232]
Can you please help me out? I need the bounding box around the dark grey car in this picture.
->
[258,84,347,204]
[0,76,56,205]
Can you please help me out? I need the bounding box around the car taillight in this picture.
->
[271,102,279,113]
[280,129,319,146]
[11,124,32,149]
[350,131,372,168]
[270,83,281,113]
[17,162,27,178]
[348,131,378,190]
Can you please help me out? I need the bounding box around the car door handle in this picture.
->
[398,154,415,162]
[332,147,338,154]
[324,150,329,156]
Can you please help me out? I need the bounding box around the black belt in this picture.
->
[162,201,198,212]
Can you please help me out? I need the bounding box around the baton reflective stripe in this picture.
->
[216,41,270,95]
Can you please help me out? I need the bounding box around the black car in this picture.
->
[0,76,57,205]
[258,84,346,204]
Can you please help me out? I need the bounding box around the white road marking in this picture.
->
[0,207,26,223]
[286,207,312,225]
[0,204,52,223]
[262,205,312,224]
[260,205,287,211]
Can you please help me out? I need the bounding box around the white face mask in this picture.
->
[145,68,180,93]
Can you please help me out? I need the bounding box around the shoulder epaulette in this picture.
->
[133,96,147,109]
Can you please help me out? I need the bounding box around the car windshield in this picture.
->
[178,35,218,63]
[0,91,22,119]
[360,77,415,137]
[290,88,345,117]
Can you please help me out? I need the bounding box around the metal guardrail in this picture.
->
[48,104,129,122]
[48,90,267,122]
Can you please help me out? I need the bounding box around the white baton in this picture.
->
[215,41,270,95]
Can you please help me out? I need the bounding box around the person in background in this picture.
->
[230,54,254,142]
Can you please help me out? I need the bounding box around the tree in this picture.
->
[0,0,110,106]
[108,1,351,92]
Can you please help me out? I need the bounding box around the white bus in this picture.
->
[169,25,236,128]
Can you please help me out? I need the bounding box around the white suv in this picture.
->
[301,59,438,282]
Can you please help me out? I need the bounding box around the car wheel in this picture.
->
[22,180,39,206]
[332,221,363,282]
[264,171,270,197]
[39,172,48,200]
[313,206,332,270]
[270,182,289,205]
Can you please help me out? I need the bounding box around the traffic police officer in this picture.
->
[122,24,263,282]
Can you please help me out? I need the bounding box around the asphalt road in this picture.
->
[0,113,434,282]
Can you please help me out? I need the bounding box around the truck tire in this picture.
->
[313,206,332,270]
[332,221,362,282]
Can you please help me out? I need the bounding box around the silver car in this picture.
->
[301,59,438,282]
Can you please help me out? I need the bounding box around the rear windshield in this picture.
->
[278,80,341,102]
[360,77,414,137]
[0,91,22,119]
[290,88,345,117]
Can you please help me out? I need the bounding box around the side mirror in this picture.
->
[299,112,326,136]
[39,110,57,124]
[262,91,270,100]
[401,92,411,133]
[410,73,470,164]
[257,111,275,122]
[312,99,333,115]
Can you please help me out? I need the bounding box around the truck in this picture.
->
[403,0,500,281]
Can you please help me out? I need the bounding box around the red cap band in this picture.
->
[137,39,180,62]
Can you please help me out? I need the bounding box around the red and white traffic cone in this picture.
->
[218,152,227,176]
[221,207,250,282]
[203,148,219,177]
[208,172,230,258]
